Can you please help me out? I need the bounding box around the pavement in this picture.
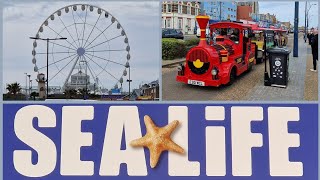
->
[304,47,318,101]
[162,59,266,101]
[162,58,185,68]
[162,34,318,101]
[243,37,318,101]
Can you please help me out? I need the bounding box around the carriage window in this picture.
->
[252,32,264,41]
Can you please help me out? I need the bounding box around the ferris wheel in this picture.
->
[31,4,130,92]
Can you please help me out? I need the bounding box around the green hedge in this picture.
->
[184,38,200,46]
[162,38,200,60]
[162,38,187,60]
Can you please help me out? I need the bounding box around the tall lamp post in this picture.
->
[293,1,299,57]
[24,73,29,100]
[305,2,316,38]
[27,74,31,99]
[125,62,132,98]
[85,60,88,100]
[29,37,67,98]
[29,80,32,96]
[304,1,307,42]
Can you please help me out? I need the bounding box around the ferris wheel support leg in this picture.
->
[87,63,98,87]
[63,56,80,90]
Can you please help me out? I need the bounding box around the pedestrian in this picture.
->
[310,29,318,72]
[274,33,279,46]
[304,33,307,43]
[308,28,314,45]
[280,33,285,46]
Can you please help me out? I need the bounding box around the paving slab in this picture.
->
[244,37,309,101]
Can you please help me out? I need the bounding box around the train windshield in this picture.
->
[212,28,240,43]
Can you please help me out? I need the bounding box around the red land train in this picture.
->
[176,15,257,87]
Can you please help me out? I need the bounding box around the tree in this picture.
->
[6,82,22,95]
[30,92,38,101]
[63,88,77,99]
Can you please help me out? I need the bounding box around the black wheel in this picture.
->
[227,68,236,86]
[256,58,263,64]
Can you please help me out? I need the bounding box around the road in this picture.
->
[162,33,313,101]
[162,60,265,101]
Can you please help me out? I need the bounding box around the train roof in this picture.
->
[209,21,252,29]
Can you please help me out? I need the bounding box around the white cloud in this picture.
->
[259,1,318,28]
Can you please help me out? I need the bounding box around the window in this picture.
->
[162,17,165,28]
[178,4,182,13]
[178,18,183,29]
[187,18,191,28]
[195,8,198,15]
[187,6,191,15]
[166,18,171,28]
[167,4,172,13]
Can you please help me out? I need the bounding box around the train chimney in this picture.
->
[196,15,210,46]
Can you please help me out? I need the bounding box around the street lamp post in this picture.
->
[27,74,31,99]
[85,61,88,100]
[30,79,33,98]
[29,37,67,98]
[293,1,299,57]
[306,2,316,34]
[24,73,28,100]
[126,65,132,98]
[304,1,307,42]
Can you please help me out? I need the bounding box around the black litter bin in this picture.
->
[266,47,291,88]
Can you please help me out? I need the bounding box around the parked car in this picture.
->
[162,28,184,39]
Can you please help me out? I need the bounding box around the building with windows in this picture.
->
[237,2,259,21]
[65,71,96,91]
[162,1,200,34]
[129,80,159,100]
[200,2,237,21]
[237,2,259,14]
[281,22,292,30]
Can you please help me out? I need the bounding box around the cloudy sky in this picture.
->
[259,1,318,28]
[2,1,160,91]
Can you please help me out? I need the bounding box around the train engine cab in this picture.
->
[176,15,256,87]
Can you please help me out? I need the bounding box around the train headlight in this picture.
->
[211,68,218,76]
[177,64,185,76]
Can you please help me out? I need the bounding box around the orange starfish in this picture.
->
[130,115,185,168]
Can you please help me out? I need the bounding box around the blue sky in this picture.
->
[259,1,318,28]
[2,1,160,91]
